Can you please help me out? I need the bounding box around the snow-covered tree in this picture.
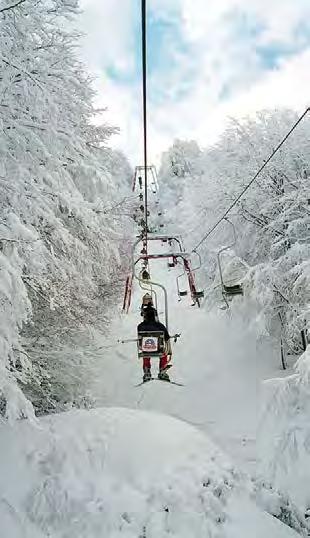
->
[159,109,310,355]
[0,0,133,418]
[258,346,310,520]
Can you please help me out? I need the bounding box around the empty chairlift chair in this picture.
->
[217,219,244,298]
[176,269,188,297]
[189,252,205,301]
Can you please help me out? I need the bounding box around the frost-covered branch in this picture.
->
[0,0,26,13]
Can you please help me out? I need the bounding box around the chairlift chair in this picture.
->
[217,219,244,298]
[191,250,205,300]
[176,269,188,297]
[193,290,204,299]
[179,290,188,296]
[223,284,243,295]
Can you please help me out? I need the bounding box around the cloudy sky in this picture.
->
[79,0,310,165]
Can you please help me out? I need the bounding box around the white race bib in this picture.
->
[141,336,158,352]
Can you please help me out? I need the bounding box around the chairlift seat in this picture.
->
[137,330,165,358]
[179,290,188,297]
[193,290,204,299]
[224,284,243,296]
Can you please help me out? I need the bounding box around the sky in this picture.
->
[78,0,310,165]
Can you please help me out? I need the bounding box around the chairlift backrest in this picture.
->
[223,284,243,296]
[137,330,165,357]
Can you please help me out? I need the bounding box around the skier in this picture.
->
[138,305,172,382]
[141,268,150,280]
[140,292,153,316]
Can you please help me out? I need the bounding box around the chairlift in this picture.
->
[147,235,184,253]
[133,165,159,194]
[176,255,204,306]
[217,218,243,299]
[176,269,188,297]
[132,237,192,328]
[190,251,205,300]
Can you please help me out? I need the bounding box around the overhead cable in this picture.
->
[193,107,310,251]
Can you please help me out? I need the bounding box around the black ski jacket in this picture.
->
[137,320,170,341]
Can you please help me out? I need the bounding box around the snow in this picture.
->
[0,407,298,538]
[226,496,299,537]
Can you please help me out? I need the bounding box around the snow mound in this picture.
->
[0,407,298,537]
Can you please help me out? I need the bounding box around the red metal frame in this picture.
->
[122,273,133,313]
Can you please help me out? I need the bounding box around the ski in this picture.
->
[135,377,184,387]
[156,378,184,387]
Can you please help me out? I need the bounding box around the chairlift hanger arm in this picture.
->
[217,219,237,256]
[191,249,202,271]
[132,238,169,329]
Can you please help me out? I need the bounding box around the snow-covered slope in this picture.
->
[93,253,283,471]
[0,230,305,537]
[0,407,298,538]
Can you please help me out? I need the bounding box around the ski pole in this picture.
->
[118,338,138,344]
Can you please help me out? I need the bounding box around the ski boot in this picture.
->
[158,370,170,382]
[143,368,152,383]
